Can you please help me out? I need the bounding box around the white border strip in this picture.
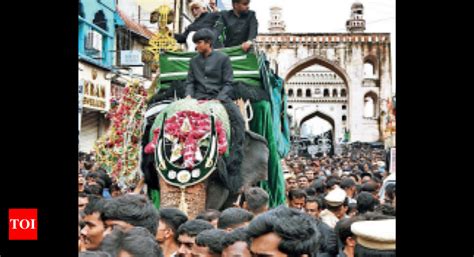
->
[167,55,247,62]
[160,70,259,78]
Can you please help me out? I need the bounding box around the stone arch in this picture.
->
[284,55,350,87]
[363,55,378,78]
[299,110,336,144]
[93,10,108,31]
[363,91,378,118]
[323,88,330,97]
[297,88,303,97]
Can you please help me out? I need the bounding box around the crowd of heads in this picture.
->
[80,131,394,256]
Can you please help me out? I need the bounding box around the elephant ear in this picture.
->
[240,131,269,187]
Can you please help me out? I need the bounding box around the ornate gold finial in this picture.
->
[145,4,179,63]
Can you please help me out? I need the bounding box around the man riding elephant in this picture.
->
[184,28,245,195]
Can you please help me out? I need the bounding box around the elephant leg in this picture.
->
[205,176,230,210]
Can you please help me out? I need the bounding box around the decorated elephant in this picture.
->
[141,46,290,216]
[141,98,269,218]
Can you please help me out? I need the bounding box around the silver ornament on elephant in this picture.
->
[168,170,177,180]
[191,169,201,178]
[177,170,191,183]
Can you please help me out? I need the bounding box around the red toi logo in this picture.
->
[9,209,38,240]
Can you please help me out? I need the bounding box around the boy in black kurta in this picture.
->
[185,28,245,195]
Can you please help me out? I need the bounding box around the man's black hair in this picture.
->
[356,192,377,214]
[103,194,159,236]
[349,173,360,183]
[384,184,396,200]
[85,184,103,196]
[296,174,309,180]
[221,227,250,249]
[374,204,396,217]
[96,169,113,189]
[340,178,356,189]
[310,180,326,195]
[158,208,188,234]
[192,28,216,45]
[305,196,322,210]
[218,208,254,230]
[361,183,377,193]
[83,195,105,217]
[79,251,111,257]
[177,219,215,237]
[232,0,250,4]
[334,217,360,245]
[326,178,340,189]
[195,209,221,222]
[195,229,227,254]
[354,244,395,257]
[246,206,320,256]
[287,189,307,201]
[92,177,106,189]
[100,227,163,257]
[305,187,317,197]
[244,187,269,213]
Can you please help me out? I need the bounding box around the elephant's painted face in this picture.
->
[155,112,226,188]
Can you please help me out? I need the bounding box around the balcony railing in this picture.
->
[287,96,348,103]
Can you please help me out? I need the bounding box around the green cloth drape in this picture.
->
[249,100,286,207]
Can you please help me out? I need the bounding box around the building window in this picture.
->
[306,89,312,97]
[342,115,347,121]
[93,10,108,31]
[297,89,303,97]
[342,105,347,110]
[363,92,378,118]
[364,61,375,78]
[332,89,338,97]
[323,89,329,97]
[341,89,347,97]
[288,89,294,97]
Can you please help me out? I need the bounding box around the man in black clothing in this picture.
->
[185,29,233,101]
[216,0,258,52]
[174,1,221,48]
[185,28,245,196]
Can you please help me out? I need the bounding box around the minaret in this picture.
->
[346,2,366,33]
[268,6,286,33]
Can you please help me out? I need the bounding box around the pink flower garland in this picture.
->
[145,110,227,169]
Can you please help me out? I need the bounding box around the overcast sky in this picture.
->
[134,0,394,35]
[247,0,395,35]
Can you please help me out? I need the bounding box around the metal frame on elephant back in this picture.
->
[142,46,290,217]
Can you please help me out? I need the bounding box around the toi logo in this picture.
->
[9,209,38,240]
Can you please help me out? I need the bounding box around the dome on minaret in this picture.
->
[346,1,366,33]
[351,2,364,9]
[268,5,286,33]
